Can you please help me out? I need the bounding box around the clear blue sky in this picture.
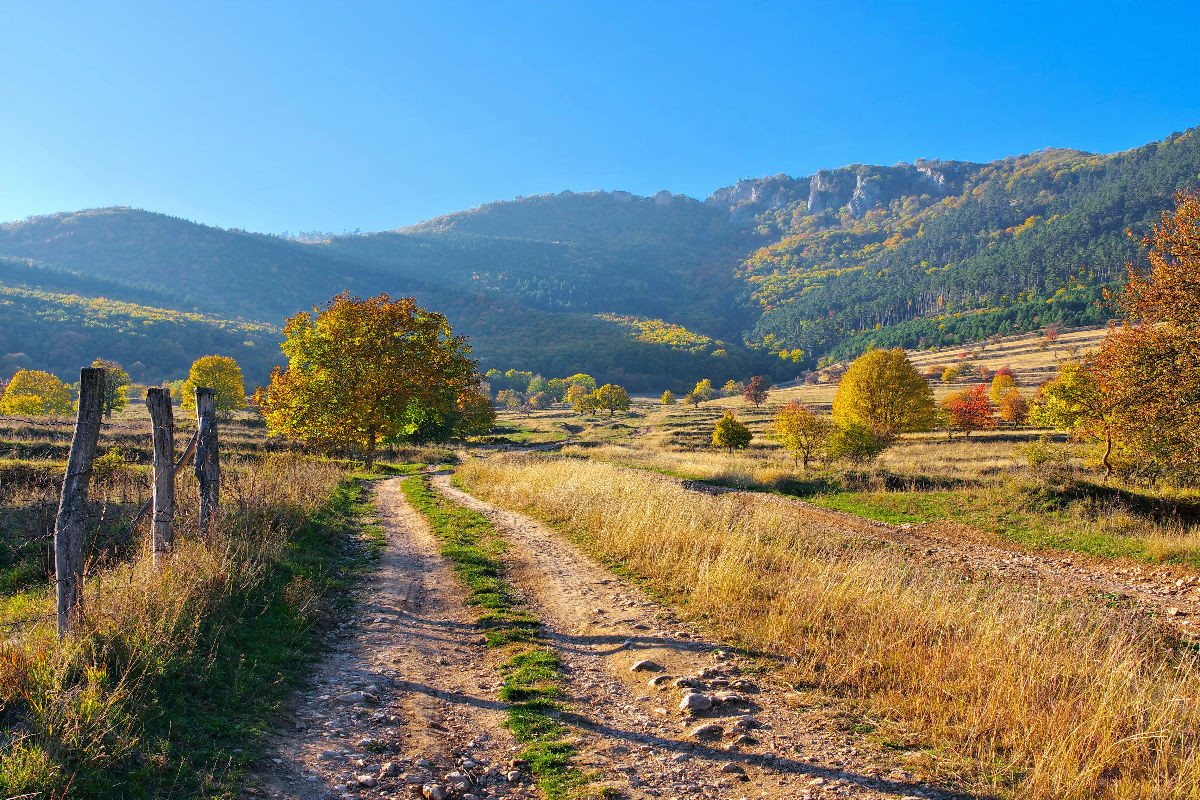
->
[2,1,1198,234]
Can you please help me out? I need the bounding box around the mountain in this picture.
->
[1,128,1199,391]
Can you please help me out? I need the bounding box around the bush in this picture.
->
[828,422,887,464]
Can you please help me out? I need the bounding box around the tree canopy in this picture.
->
[0,369,73,416]
[182,355,246,412]
[253,293,492,467]
[832,348,935,436]
[712,410,752,452]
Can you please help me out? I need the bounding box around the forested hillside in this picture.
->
[2,127,1198,388]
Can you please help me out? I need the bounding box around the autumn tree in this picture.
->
[743,376,770,408]
[692,379,715,402]
[595,383,631,416]
[721,379,744,398]
[684,391,700,408]
[253,293,492,468]
[1030,361,1122,480]
[182,355,246,412]
[545,378,569,402]
[90,358,130,417]
[0,369,73,416]
[661,390,676,405]
[566,384,590,414]
[496,389,523,409]
[998,389,1029,425]
[941,385,996,438]
[774,401,831,470]
[712,410,752,452]
[989,373,1017,404]
[833,348,936,437]
[941,366,960,383]
[564,373,597,392]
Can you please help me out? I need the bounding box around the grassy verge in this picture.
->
[460,453,1200,800]
[0,457,375,798]
[568,441,1200,567]
[400,475,590,799]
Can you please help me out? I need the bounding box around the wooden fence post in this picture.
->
[194,387,219,539]
[146,387,175,565]
[54,367,104,639]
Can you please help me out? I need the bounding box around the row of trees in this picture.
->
[663,375,773,408]
[0,356,247,417]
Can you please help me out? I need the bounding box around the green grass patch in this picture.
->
[403,475,592,799]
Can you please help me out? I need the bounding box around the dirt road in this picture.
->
[251,478,529,800]
[252,474,972,799]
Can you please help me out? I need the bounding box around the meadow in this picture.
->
[457,325,1200,798]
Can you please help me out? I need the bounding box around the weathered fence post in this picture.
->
[194,387,219,539]
[54,367,104,639]
[145,387,175,565]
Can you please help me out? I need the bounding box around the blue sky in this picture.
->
[2,1,1198,234]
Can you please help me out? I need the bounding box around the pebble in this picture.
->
[336,690,379,705]
[679,693,713,713]
[422,784,449,800]
[630,659,663,672]
[691,723,724,739]
[446,771,471,791]
[720,763,745,774]
[672,677,705,690]
[380,761,401,777]
[319,750,342,761]
[648,674,673,687]
[356,774,376,787]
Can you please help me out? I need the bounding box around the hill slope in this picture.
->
[1,127,1198,389]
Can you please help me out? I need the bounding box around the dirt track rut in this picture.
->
[433,474,967,800]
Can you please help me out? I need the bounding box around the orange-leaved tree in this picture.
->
[940,385,996,438]
[253,293,492,468]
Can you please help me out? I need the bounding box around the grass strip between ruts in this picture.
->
[400,474,596,800]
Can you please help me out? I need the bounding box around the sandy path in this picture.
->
[250,477,532,800]
[433,474,972,800]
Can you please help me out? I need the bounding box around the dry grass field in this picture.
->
[453,324,1200,797]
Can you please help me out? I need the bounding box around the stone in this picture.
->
[422,784,449,800]
[732,715,762,730]
[403,773,425,785]
[732,734,757,745]
[336,691,380,705]
[691,723,724,739]
[630,659,663,673]
[713,691,746,704]
[672,677,705,690]
[505,770,521,782]
[720,763,745,774]
[415,758,433,768]
[356,775,377,788]
[679,693,713,713]
[320,750,343,760]
[730,680,759,693]
[671,753,691,763]
[648,674,673,687]
[380,761,401,777]
[446,772,471,791]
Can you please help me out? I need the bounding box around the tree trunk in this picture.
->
[364,427,377,471]
[193,387,220,539]
[146,387,175,566]
[54,367,104,639]
[1102,434,1113,483]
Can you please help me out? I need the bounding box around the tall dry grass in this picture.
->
[460,453,1200,799]
[0,453,346,794]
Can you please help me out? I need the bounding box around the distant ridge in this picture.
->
[1,128,1198,389]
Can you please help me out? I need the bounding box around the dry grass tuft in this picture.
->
[461,453,1200,799]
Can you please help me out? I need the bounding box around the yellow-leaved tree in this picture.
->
[182,355,246,412]
[833,348,936,437]
[252,293,492,468]
[0,369,73,416]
